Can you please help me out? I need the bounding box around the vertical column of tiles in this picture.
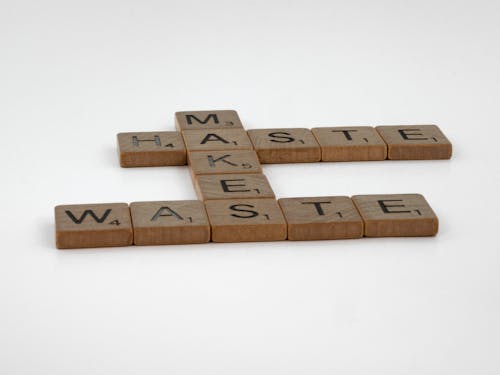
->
[311,126,387,161]
[352,194,439,237]
[55,203,133,249]
[375,125,452,160]
[194,173,275,200]
[130,201,210,245]
[175,110,244,131]
[205,199,287,242]
[278,196,364,240]
[247,128,321,163]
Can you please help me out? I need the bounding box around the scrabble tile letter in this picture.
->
[205,199,287,242]
[188,150,262,175]
[247,128,321,163]
[194,173,275,200]
[55,203,133,249]
[311,126,387,161]
[352,194,439,237]
[279,196,364,240]
[175,110,244,131]
[117,131,186,167]
[130,201,210,245]
[375,125,452,160]
[182,129,253,151]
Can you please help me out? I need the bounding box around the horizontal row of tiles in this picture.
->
[55,194,438,249]
[118,125,452,168]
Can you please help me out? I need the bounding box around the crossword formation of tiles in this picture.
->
[55,110,452,249]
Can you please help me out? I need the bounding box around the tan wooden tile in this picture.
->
[278,196,363,240]
[117,131,186,167]
[175,110,243,131]
[182,129,253,151]
[247,128,321,163]
[205,199,287,242]
[194,173,275,200]
[55,203,133,249]
[352,194,439,237]
[188,150,262,175]
[130,201,210,245]
[311,126,387,161]
[375,125,452,160]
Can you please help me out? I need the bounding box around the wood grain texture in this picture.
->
[193,173,275,200]
[311,126,387,161]
[278,196,363,240]
[55,203,133,249]
[352,194,439,237]
[182,129,253,151]
[175,110,243,131]
[117,132,186,167]
[375,125,452,160]
[205,199,287,242]
[188,150,262,175]
[247,128,321,163]
[130,201,210,245]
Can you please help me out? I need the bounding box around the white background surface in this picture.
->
[1,0,499,374]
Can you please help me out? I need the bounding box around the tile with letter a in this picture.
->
[247,128,321,163]
[375,125,452,160]
[55,203,133,249]
[130,200,210,245]
[205,199,287,242]
[175,110,244,131]
[193,173,275,200]
[188,150,262,176]
[117,131,186,167]
[182,129,253,151]
[352,194,439,237]
[311,126,387,161]
[278,196,364,240]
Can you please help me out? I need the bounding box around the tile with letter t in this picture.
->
[193,173,275,200]
[375,125,452,160]
[117,131,186,167]
[311,126,387,161]
[130,201,210,245]
[175,110,244,131]
[55,203,133,249]
[278,196,364,240]
[188,150,262,176]
[205,199,287,242]
[352,194,439,237]
[182,129,253,151]
[247,128,321,163]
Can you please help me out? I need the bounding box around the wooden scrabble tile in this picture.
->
[194,173,275,200]
[375,125,452,160]
[311,126,387,161]
[130,200,210,245]
[205,199,287,242]
[278,196,363,240]
[188,150,262,175]
[175,110,244,131]
[352,194,439,237]
[117,131,186,167]
[182,129,253,151]
[247,128,321,163]
[55,203,133,249]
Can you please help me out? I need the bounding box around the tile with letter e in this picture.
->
[352,194,439,237]
[194,173,275,200]
[182,129,253,151]
[117,131,186,167]
[130,200,210,245]
[375,125,452,160]
[278,196,363,240]
[55,203,133,249]
[247,128,321,163]
[188,150,262,175]
[205,199,287,242]
[311,126,387,161]
[175,110,244,131]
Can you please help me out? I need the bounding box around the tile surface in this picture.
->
[194,173,275,200]
[188,150,262,175]
[182,129,253,151]
[175,110,243,131]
